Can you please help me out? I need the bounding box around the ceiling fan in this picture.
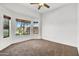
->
[30,3,50,10]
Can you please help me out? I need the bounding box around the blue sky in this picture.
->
[16,22,21,27]
[16,21,31,27]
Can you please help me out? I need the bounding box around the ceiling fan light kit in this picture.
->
[30,3,50,10]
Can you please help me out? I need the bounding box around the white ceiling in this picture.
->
[0,3,68,14]
[21,3,68,13]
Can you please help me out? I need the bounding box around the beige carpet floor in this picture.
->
[0,39,78,56]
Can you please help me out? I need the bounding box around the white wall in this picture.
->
[0,4,40,50]
[42,4,77,47]
[77,4,79,52]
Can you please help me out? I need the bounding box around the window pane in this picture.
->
[3,15,11,38]
[33,21,39,34]
[33,27,39,34]
[16,19,31,35]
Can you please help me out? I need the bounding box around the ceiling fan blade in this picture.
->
[38,5,42,10]
[30,3,39,5]
[44,3,50,8]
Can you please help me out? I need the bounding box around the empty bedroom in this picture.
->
[0,3,79,56]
